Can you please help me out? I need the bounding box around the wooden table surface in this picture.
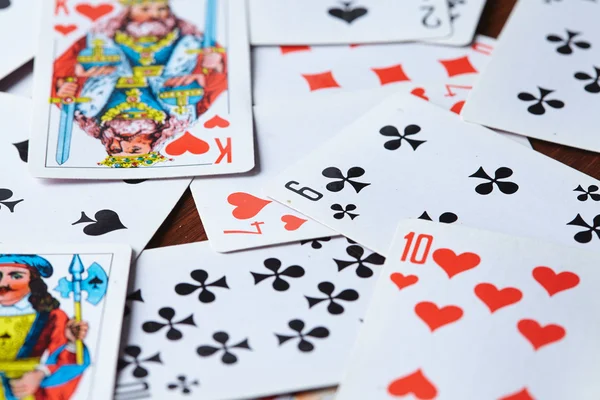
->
[147,0,600,249]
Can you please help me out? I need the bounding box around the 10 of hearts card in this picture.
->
[337,220,600,399]
[30,0,254,179]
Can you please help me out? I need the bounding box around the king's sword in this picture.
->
[186,0,220,69]
[50,78,90,165]
[202,0,218,49]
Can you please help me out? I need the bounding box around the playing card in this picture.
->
[264,94,600,256]
[462,0,600,153]
[0,242,131,400]
[116,237,384,399]
[190,91,395,253]
[248,0,451,45]
[428,0,487,46]
[0,93,191,256]
[30,0,254,179]
[253,35,496,109]
[0,0,38,81]
[336,219,600,400]
[0,61,34,97]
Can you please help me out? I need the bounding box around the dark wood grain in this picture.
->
[147,1,600,249]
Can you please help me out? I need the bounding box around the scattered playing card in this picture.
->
[116,237,384,399]
[253,35,496,110]
[336,219,600,400]
[0,93,191,256]
[0,242,131,400]
[0,0,38,81]
[462,0,600,152]
[264,94,600,256]
[428,0,487,46]
[30,0,254,179]
[248,0,451,45]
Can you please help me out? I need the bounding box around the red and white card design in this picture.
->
[252,35,496,113]
[336,219,600,400]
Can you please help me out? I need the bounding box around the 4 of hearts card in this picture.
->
[336,219,600,400]
[0,93,191,257]
[30,0,254,179]
[264,94,600,256]
[116,238,384,399]
[0,243,131,400]
[248,0,451,45]
[462,0,600,153]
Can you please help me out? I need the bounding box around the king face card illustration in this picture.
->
[30,0,254,179]
[0,243,131,400]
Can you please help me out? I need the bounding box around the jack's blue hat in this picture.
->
[0,255,53,278]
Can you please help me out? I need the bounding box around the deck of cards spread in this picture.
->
[337,219,600,400]
[29,0,254,179]
[0,243,131,400]
[1,1,600,399]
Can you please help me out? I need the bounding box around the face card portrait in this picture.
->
[0,244,131,400]
[30,0,254,179]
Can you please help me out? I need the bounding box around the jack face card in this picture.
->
[264,94,600,256]
[336,220,600,400]
[117,238,384,399]
[462,0,600,153]
[248,0,451,45]
[0,93,191,256]
[0,0,38,81]
[30,0,254,179]
[0,243,131,400]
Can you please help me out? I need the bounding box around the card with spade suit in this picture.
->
[248,0,451,45]
[116,238,384,399]
[462,0,600,153]
[0,93,191,256]
[0,242,131,400]
[0,0,39,81]
[336,219,600,400]
[264,94,600,256]
[30,0,254,179]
